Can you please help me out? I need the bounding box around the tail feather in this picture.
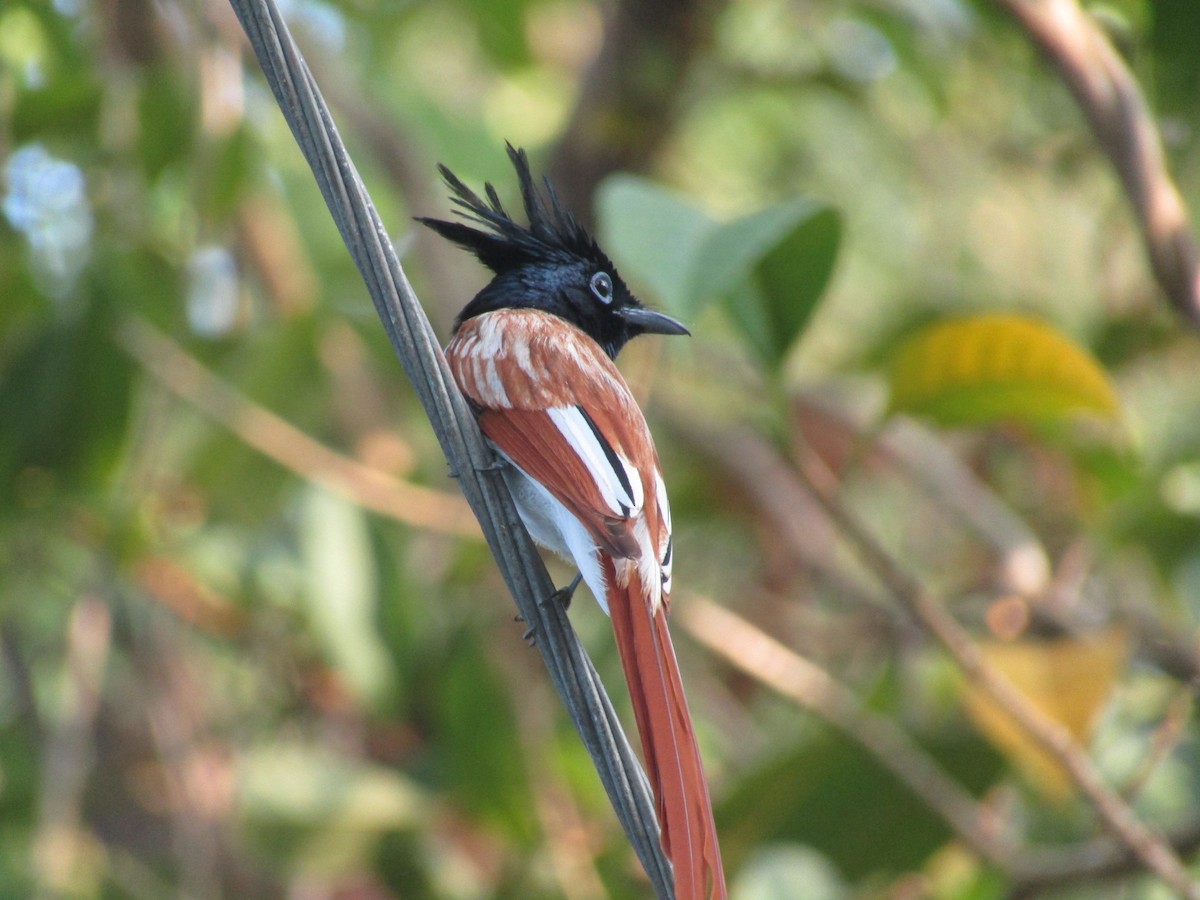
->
[605,561,726,899]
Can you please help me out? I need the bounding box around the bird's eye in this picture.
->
[590,271,614,304]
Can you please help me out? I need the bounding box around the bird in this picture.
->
[418,144,727,899]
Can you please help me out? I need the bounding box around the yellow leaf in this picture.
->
[925,843,984,898]
[889,314,1120,426]
[962,627,1128,802]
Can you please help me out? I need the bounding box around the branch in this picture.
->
[545,0,727,223]
[223,2,672,894]
[117,317,480,538]
[994,0,1200,326]
[33,598,111,897]
[681,595,1016,868]
[790,445,1200,898]
[684,593,1200,894]
[1009,819,1200,895]
[675,413,1197,895]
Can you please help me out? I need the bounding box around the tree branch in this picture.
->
[791,445,1200,898]
[994,0,1200,326]
[684,592,1200,895]
[1009,819,1200,896]
[545,0,727,224]
[676,412,1198,896]
[117,317,480,538]
[681,594,1015,868]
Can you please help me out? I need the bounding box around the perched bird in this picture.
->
[419,145,726,899]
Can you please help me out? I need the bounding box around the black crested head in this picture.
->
[417,143,688,359]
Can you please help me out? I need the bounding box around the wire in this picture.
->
[225,1,673,894]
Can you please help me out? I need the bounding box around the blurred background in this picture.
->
[3,0,1200,897]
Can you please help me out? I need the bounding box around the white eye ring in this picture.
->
[590,271,614,304]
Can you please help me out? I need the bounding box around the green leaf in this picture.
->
[888,314,1121,427]
[596,177,841,370]
[435,631,535,840]
[301,487,395,708]
[718,726,1002,878]
[137,64,196,178]
[692,201,840,368]
[0,291,133,507]
[595,175,717,314]
[689,200,821,301]
[463,0,530,68]
[12,79,103,145]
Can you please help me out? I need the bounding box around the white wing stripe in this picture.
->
[547,406,642,518]
[575,405,643,513]
[655,469,674,594]
[654,469,671,533]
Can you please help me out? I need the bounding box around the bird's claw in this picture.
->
[517,573,582,646]
[515,613,537,646]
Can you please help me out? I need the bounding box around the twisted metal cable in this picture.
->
[225,1,672,893]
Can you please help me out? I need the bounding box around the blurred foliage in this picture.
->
[596,176,841,372]
[3,0,1200,898]
[962,626,1129,803]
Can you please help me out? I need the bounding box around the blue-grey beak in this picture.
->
[617,306,690,336]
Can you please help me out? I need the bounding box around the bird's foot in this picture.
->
[544,572,582,612]
[518,573,582,646]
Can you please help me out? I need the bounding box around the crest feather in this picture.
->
[417,144,606,274]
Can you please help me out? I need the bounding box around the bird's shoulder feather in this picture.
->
[446,309,662,564]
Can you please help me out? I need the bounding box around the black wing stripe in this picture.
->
[576,405,637,511]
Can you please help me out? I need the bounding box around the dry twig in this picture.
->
[117,317,480,538]
[792,446,1200,898]
[546,0,728,223]
[994,0,1200,325]
[675,410,1197,894]
[684,593,1200,894]
[32,598,112,896]
[681,594,1014,868]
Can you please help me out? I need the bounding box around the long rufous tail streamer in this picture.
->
[605,560,726,899]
